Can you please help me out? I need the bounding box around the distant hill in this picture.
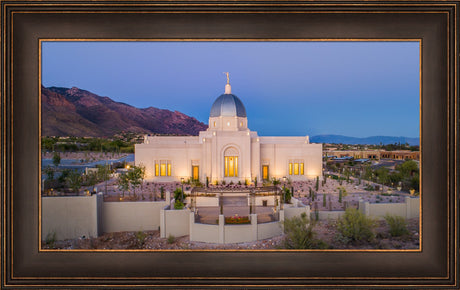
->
[310,134,419,146]
[41,86,208,137]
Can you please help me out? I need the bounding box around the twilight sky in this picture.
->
[41,41,420,138]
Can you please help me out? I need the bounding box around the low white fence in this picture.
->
[359,196,420,219]
[41,193,420,243]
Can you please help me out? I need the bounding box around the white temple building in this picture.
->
[135,76,322,183]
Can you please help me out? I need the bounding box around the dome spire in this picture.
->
[223,72,231,94]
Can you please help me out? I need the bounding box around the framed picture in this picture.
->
[1,1,458,288]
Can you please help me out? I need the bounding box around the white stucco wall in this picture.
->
[359,197,420,219]
[408,197,420,219]
[259,140,323,180]
[284,205,311,220]
[224,224,253,243]
[189,222,220,243]
[315,210,346,221]
[257,221,283,240]
[195,196,219,207]
[254,195,276,206]
[41,194,101,241]
[162,209,190,238]
[102,201,168,233]
[136,129,323,184]
[367,203,406,218]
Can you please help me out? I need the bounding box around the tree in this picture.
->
[315,176,319,191]
[127,166,144,197]
[395,160,420,191]
[66,170,82,194]
[117,172,130,197]
[376,167,390,190]
[97,164,111,182]
[52,152,61,167]
[84,171,98,192]
[397,160,418,178]
[44,166,55,181]
[343,168,351,182]
[271,177,280,186]
[362,164,373,181]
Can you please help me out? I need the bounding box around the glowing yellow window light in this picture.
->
[294,163,299,175]
[160,163,166,176]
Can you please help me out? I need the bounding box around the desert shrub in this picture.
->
[384,215,409,237]
[283,213,328,249]
[174,188,183,202]
[167,234,175,244]
[174,200,184,209]
[336,208,376,242]
[364,184,374,191]
[45,231,57,248]
[283,187,292,203]
[135,231,147,247]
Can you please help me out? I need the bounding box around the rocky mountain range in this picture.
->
[42,86,419,146]
[41,86,208,137]
[310,134,420,146]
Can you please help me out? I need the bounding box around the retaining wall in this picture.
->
[189,213,220,243]
[359,197,420,219]
[41,194,102,241]
[160,209,190,238]
[257,221,283,240]
[102,200,168,233]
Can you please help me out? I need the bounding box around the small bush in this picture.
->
[174,200,184,209]
[283,213,328,249]
[364,184,374,191]
[45,231,57,248]
[167,234,175,244]
[174,188,183,202]
[135,231,147,247]
[384,215,409,237]
[336,208,376,243]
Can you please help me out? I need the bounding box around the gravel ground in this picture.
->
[42,218,419,250]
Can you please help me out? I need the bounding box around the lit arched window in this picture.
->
[224,147,239,177]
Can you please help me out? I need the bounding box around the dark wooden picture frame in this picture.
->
[1,1,458,288]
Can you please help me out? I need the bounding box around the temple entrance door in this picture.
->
[262,165,269,180]
[192,166,199,181]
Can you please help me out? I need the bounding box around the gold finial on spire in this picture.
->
[223,72,230,84]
